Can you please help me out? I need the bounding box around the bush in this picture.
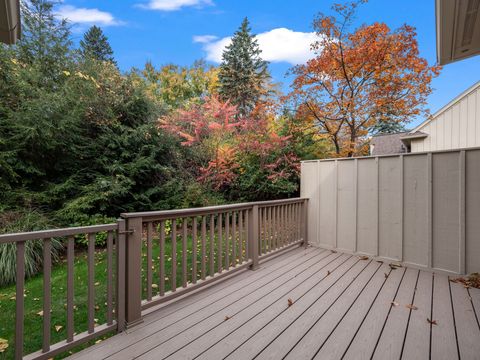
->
[0,210,63,286]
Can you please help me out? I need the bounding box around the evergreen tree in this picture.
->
[218,17,269,117]
[17,0,72,84]
[80,25,116,64]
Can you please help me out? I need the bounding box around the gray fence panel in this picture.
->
[301,147,480,275]
[318,161,337,248]
[301,161,320,245]
[466,150,480,274]
[378,156,403,261]
[432,152,461,273]
[357,158,378,255]
[403,154,429,267]
[337,160,356,252]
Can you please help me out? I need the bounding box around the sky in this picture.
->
[55,0,480,128]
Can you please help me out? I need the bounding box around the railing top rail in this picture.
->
[0,223,118,244]
[120,198,308,220]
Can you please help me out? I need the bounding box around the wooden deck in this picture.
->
[69,246,480,360]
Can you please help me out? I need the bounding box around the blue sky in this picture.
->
[57,0,480,127]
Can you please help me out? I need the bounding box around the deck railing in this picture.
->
[0,223,124,360]
[0,198,307,359]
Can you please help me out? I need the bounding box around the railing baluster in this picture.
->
[269,206,273,251]
[265,206,272,253]
[232,212,236,267]
[116,219,126,332]
[171,219,177,292]
[88,233,95,334]
[192,217,197,284]
[147,222,153,301]
[15,241,25,360]
[107,231,114,325]
[209,215,215,276]
[182,219,187,288]
[287,204,290,244]
[238,210,243,264]
[67,236,75,341]
[159,221,165,296]
[225,212,230,270]
[296,202,301,241]
[43,238,51,352]
[272,206,276,250]
[245,210,249,262]
[201,216,207,280]
[217,213,223,273]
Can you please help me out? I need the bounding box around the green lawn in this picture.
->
[0,226,246,359]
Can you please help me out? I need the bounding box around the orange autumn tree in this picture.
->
[290,0,441,157]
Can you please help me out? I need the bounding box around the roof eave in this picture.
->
[0,0,21,45]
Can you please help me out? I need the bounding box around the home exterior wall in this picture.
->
[411,84,480,152]
[300,148,480,275]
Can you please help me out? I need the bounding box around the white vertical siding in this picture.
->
[411,84,480,152]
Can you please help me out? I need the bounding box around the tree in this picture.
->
[218,17,270,118]
[17,0,72,84]
[80,25,116,64]
[290,0,441,157]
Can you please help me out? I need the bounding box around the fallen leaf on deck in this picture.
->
[224,316,231,321]
[287,298,294,307]
[384,273,389,279]
[427,318,438,325]
[389,263,402,270]
[327,270,331,276]
[406,304,418,310]
[331,250,337,253]
[391,301,399,307]
[55,325,63,332]
[0,338,8,353]
[450,273,480,289]
[377,260,384,264]
[359,256,369,260]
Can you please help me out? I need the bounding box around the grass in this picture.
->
[0,224,247,359]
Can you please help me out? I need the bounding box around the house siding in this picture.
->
[411,84,480,152]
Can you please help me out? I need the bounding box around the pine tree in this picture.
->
[17,0,72,83]
[80,25,116,65]
[218,18,269,118]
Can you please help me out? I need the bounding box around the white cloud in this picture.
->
[139,0,213,11]
[196,28,319,65]
[193,35,219,44]
[56,5,123,26]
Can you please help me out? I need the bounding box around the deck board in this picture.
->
[68,247,480,360]
[312,262,391,360]
[372,268,419,359]
[401,270,433,360]
[431,273,459,360]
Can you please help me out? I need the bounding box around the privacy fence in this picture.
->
[0,198,307,360]
[301,147,480,276]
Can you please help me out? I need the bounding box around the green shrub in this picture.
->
[0,210,63,286]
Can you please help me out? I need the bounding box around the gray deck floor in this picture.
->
[69,246,480,360]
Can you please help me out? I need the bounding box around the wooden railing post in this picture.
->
[302,199,309,248]
[248,205,259,270]
[123,216,143,328]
